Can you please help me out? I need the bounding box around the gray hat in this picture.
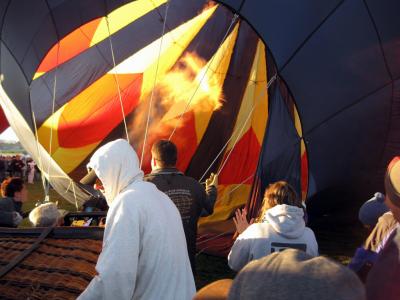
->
[80,169,98,185]
[358,192,389,227]
[228,249,365,300]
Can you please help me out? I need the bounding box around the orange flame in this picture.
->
[130,51,224,168]
[158,52,223,116]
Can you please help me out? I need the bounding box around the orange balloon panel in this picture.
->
[35,18,102,78]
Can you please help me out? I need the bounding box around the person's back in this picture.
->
[145,169,209,225]
[145,170,214,260]
[144,140,217,273]
[228,204,318,271]
[110,180,195,299]
[78,139,195,300]
[228,181,318,271]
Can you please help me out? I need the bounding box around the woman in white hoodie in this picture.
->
[228,181,318,271]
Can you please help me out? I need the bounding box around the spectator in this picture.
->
[228,249,365,300]
[27,159,36,184]
[0,177,27,227]
[365,156,400,300]
[228,181,318,271]
[349,211,397,282]
[366,228,400,300]
[78,139,195,300]
[9,155,24,178]
[6,156,13,177]
[0,156,6,182]
[144,139,218,274]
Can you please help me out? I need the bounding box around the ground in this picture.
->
[21,181,368,289]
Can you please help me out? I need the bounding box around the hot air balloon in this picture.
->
[0,0,399,257]
[0,107,8,134]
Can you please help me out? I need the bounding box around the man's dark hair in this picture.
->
[151,140,177,167]
[1,177,24,197]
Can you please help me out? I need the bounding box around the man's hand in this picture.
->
[205,173,218,188]
[233,208,254,234]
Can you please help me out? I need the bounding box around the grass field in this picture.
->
[19,181,76,227]
[19,180,368,289]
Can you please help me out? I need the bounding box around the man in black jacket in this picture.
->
[144,140,218,274]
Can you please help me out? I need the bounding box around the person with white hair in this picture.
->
[29,202,63,227]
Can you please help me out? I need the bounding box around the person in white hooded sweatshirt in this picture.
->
[228,181,318,272]
[78,139,195,300]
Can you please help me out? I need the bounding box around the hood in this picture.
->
[87,139,144,205]
[263,204,306,238]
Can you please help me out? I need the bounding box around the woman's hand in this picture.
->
[233,208,254,234]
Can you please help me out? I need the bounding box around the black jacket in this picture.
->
[0,197,23,227]
[144,168,217,273]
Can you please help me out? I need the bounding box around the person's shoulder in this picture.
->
[240,222,268,238]
[379,211,396,224]
[0,197,14,204]
[111,188,146,213]
[182,174,200,185]
[119,181,152,194]
[303,226,317,239]
[143,170,184,180]
[0,197,15,210]
[143,173,155,181]
[118,181,161,201]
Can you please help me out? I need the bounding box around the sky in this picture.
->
[0,127,18,142]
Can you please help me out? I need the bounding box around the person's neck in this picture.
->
[152,165,177,172]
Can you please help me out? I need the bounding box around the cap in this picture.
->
[358,192,389,227]
[79,169,98,185]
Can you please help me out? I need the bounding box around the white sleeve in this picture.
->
[78,196,140,300]
[306,228,319,257]
[227,226,257,272]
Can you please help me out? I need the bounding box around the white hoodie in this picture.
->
[228,204,318,271]
[78,139,195,300]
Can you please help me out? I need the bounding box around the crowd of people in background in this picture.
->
[0,140,399,300]
[0,154,38,183]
